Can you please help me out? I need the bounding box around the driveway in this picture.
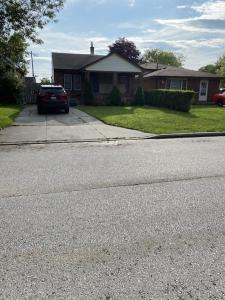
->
[0,105,153,144]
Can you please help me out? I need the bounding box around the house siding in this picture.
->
[85,53,142,73]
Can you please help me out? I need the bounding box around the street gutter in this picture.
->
[1,131,225,146]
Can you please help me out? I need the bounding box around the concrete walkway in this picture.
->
[0,105,154,144]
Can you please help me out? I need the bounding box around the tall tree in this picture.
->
[143,49,184,67]
[0,0,65,102]
[109,37,142,64]
[0,0,64,43]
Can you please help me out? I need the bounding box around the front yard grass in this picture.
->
[0,105,21,129]
[79,105,225,134]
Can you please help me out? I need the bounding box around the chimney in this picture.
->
[90,41,94,55]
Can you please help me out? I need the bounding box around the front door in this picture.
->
[199,80,208,101]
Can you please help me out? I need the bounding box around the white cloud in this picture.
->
[191,0,225,20]
[156,0,225,33]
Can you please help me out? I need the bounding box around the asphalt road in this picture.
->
[1,137,225,299]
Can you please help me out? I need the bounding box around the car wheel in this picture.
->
[37,106,43,114]
[65,106,69,114]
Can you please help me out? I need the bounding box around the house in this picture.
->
[52,43,142,105]
[141,64,223,102]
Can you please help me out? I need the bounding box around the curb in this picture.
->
[151,132,225,139]
[0,136,152,146]
[1,132,225,146]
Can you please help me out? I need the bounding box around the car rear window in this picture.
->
[40,88,66,96]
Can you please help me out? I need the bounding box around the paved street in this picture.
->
[1,136,225,299]
[0,106,153,144]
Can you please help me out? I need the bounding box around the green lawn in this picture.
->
[79,105,225,134]
[0,105,22,129]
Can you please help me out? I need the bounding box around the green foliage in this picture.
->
[107,86,122,106]
[144,89,194,112]
[199,64,217,74]
[134,87,145,105]
[215,55,225,87]
[143,49,184,67]
[109,37,142,64]
[0,70,23,104]
[199,54,225,87]
[40,77,51,84]
[82,80,94,105]
[0,0,65,43]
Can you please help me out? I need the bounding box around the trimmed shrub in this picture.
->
[144,89,195,112]
[82,80,94,105]
[108,86,122,106]
[134,87,145,105]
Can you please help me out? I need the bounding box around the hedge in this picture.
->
[144,89,195,112]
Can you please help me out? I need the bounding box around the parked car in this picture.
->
[37,85,69,114]
[212,91,225,106]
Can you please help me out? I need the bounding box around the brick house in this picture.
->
[52,43,142,105]
[141,63,223,103]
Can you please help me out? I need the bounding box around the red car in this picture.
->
[212,91,225,106]
[37,85,69,114]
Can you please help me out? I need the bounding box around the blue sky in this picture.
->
[28,0,225,81]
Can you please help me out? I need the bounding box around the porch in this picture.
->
[85,71,136,97]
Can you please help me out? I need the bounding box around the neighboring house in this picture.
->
[142,65,223,103]
[52,43,142,104]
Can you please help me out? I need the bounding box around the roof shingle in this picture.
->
[144,66,223,79]
[52,52,104,70]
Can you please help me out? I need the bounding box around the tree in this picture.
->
[0,0,65,43]
[40,77,51,84]
[199,55,225,86]
[109,37,142,64]
[199,64,217,74]
[143,49,184,67]
[0,0,65,101]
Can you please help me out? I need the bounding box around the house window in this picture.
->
[166,79,187,90]
[73,74,81,91]
[64,74,72,90]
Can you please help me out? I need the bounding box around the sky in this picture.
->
[28,0,225,81]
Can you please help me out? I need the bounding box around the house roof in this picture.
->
[52,51,142,72]
[52,53,104,70]
[144,66,223,79]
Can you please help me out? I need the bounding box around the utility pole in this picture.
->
[30,51,35,80]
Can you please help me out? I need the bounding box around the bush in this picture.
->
[108,86,122,106]
[82,80,94,105]
[144,89,195,112]
[134,87,145,105]
[0,71,23,104]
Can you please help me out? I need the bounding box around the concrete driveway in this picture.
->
[0,105,153,144]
